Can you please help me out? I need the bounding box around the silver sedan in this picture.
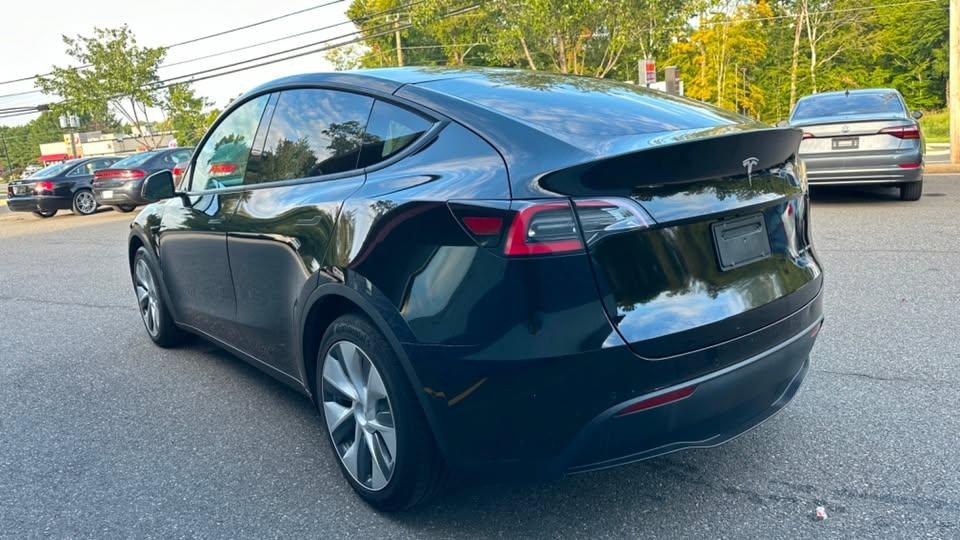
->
[789,88,924,201]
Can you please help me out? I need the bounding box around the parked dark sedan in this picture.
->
[7,157,121,217]
[128,68,823,511]
[93,147,194,212]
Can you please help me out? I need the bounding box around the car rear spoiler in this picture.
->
[537,127,803,196]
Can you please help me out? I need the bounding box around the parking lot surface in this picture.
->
[1,177,959,538]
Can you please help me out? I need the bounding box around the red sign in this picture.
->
[643,60,656,84]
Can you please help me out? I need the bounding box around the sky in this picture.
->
[0,0,355,127]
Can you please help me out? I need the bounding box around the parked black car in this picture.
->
[93,147,194,212]
[128,68,824,511]
[7,157,121,217]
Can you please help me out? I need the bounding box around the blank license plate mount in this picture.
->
[711,213,771,271]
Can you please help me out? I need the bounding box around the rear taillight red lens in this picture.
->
[802,132,816,139]
[94,169,146,181]
[208,163,239,177]
[34,181,54,192]
[616,385,698,416]
[879,125,921,139]
[897,162,922,169]
[453,198,655,256]
[504,201,583,256]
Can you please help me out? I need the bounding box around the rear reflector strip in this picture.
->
[897,163,922,169]
[616,385,697,416]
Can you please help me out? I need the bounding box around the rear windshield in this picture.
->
[792,92,904,120]
[421,72,743,148]
[30,162,73,178]
[111,151,160,168]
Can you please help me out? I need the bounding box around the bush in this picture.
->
[920,110,948,143]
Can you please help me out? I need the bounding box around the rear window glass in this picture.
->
[421,72,742,148]
[30,162,73,178]
[112,151,159,168]
[792,92,904,120]
[358,101,432,168]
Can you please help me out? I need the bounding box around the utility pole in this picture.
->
[393,13,404,67]
[0,130,11,174]
[951,0,959,163]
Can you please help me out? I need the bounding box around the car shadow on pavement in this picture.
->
[809,185,903,204]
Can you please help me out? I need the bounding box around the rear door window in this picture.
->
[358,101,433,168]
[245,89,374,185]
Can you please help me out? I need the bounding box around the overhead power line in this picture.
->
[0,0,350,87]
[0,3,483,120]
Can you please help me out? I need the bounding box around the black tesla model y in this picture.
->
[128,68,823,511]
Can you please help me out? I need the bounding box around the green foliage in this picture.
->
[35,25,166,147]
[339,0,949,124]
[0,112,64,172]
[920,110,948,143]
[161,84,215,147]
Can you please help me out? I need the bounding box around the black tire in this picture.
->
[116,204,137,213]
[316,314,445,511]
[132,247,186,348]
[71,189,98,215]
[32,210,57,218]
[900,181,923,201]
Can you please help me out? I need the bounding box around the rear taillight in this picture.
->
[504,201,582,256]
[94,169,146,181]
[879,125,920,139]
[897,162,922,169]
[208,163,239,177]
[452,198,655,257]
[34,181,54,193]
[802,132,815,139]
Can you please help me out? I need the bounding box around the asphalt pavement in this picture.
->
[1,177,959,538]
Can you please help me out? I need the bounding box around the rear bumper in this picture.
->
[565,319,817,474]
[6,195,71,212]
[406,287,823,478]
[93,182,148,206]
[801,149,923,184]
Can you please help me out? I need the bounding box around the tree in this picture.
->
[35,25,166,149]
[162,84,215,147]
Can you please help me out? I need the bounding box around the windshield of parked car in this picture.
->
[111,151,160,168]
[29,162,73,179]
[792,92,905,120]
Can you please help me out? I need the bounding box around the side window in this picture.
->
[91,159,114,171]
[171,149,193,164]
[67,165,87,177]
[191,95,269,191]
[357,101,433,168]
[245,89,374,185]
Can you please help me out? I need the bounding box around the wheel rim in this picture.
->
[321,340,397,491]
[134,258,161,338]
[76,191,96,214]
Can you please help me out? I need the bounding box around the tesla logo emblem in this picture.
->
[841,125,850,133]
[742,156,760,186]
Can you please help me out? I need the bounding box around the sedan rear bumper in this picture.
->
[801,149,923,185]
[6,195,72,212]
[93,182,148,206]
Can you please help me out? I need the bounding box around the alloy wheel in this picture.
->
[75,191,97,214]
[321,340,397,491]
[134,258,160,337]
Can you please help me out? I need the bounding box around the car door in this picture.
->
[224,88,375,377]
[156,94,271,341]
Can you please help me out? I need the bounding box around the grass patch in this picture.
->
[920,110,948,143]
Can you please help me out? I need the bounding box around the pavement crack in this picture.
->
[813,368,956,386]
[0,294,134,311]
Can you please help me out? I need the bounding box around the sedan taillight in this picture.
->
[34,181,54,193]
[878,125,921,139]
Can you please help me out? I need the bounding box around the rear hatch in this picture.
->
[540,127,822,362]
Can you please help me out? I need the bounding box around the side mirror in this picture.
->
[911,110,923,120]
[775,120,789,128]
[141,170,177,202]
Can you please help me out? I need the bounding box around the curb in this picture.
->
[926,163,960,174]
